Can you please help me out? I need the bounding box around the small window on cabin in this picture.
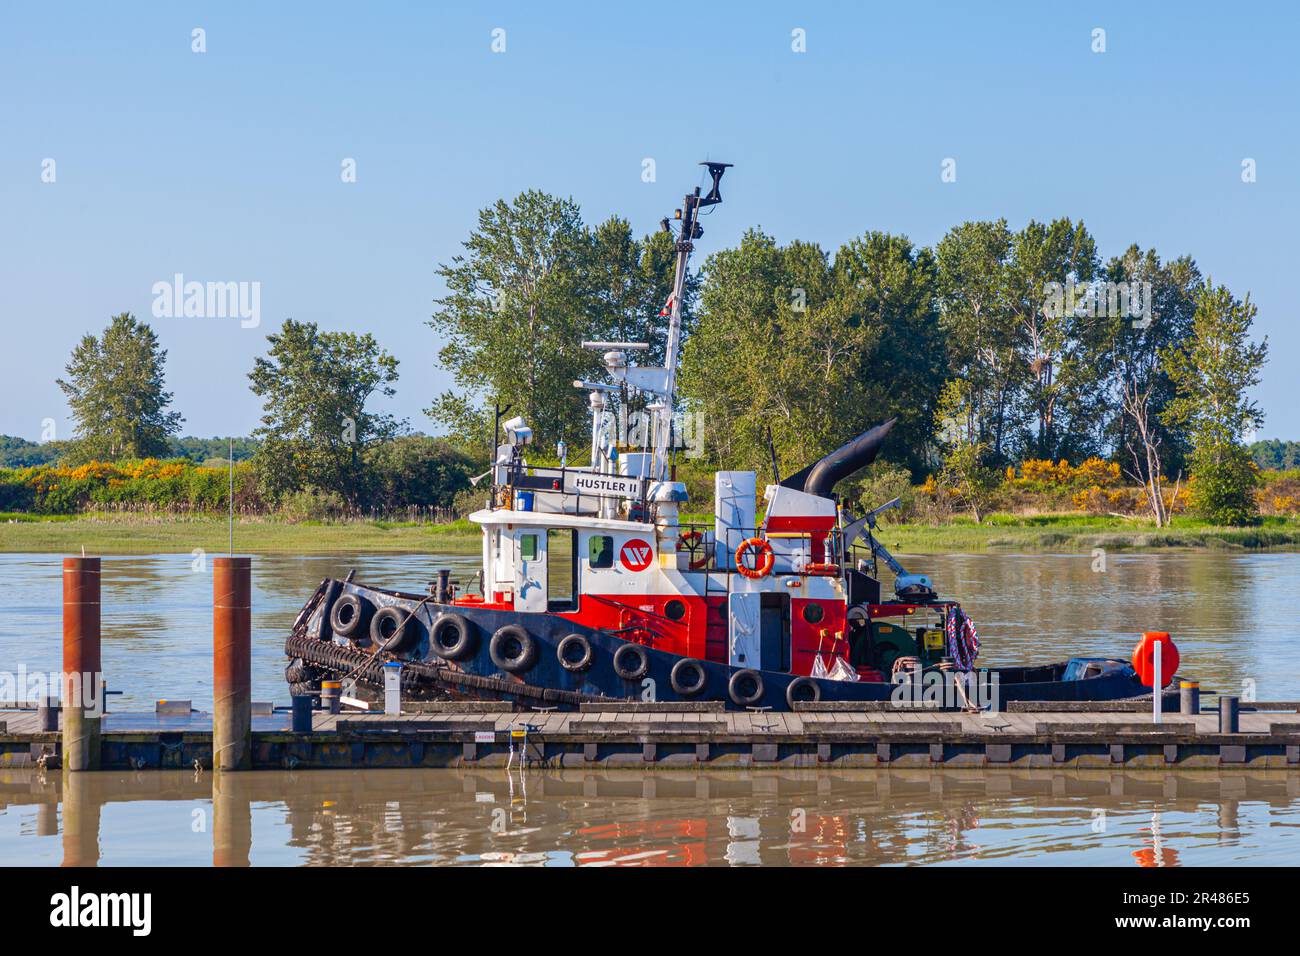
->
[589,535,614,569]
[520,534,538,561]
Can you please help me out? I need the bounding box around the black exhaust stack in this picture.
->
[780,418,896,498]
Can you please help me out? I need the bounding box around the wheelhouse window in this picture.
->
[588,534,614,569]
[548,528,578,611]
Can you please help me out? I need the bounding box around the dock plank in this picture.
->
[7,703,1300,771]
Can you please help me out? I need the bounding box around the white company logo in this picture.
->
[619,539,654,572]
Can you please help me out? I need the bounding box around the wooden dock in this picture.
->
[4,701,1299,771]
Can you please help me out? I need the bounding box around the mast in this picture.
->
[653,161,731,481]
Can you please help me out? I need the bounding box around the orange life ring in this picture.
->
[735,537,775,579]
[804,563,841,576]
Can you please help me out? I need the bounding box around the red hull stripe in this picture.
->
[765,515,836,532]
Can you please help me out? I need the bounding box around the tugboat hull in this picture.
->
[284,579,1158,712]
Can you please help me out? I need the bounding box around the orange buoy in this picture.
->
[1132,631,1179,688]
[734,537,775,579]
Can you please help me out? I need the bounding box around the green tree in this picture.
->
[680,231,863,474]
[428,194,679,457]
[1160,282,1268,525]
[680,229,941,477]
[428,192,592,453]
[1249,439,1300,470]
[362,435,476,510]
[935,220,1017,464]
[834,231,946,474]
[1006,219,1099,459]
[588,219,695,366]
[248,319,402,504]
[56,313,184,461]
[933,379,997,523]
[167,436,259,463]
[1097,247,1200,525]
[0,435,67,467]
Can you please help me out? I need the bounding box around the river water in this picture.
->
[0,550,1295,708]
[2,768,1297,866]
[1,550,1298,866]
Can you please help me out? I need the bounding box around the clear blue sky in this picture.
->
[2,1,1296,442]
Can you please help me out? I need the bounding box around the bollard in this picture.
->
[213,557,252,771]
[1180,681,1201,715]
[320,680,341,715]
[384,662,402,716]
[290,695,314,733]
[62,556,102,772]
[37,696,59,732]
[1219,696,1240,734]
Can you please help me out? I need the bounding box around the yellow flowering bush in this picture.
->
[0,459,253,514]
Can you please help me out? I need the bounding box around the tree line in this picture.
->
[431,195,1270,526]
[20,313,474,516]
[23,189,1273,526]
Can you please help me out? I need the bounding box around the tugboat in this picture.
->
[284,163,1177,711]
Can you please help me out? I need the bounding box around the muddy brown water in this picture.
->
[0,551,1294,708]
[2,767,1297,866]
[2,551,1299,866]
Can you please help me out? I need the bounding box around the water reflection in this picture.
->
[2,768,1298,867]
[60,771,99,868]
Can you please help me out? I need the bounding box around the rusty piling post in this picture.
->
[213,556,252,771]
[62,556,101,772]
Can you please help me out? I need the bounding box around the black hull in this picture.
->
[285,579,1160,712]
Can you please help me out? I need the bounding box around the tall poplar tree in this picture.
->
[57,312,184,462]
[1160,282,1268,525]
[428,193,680,456]
[249,319,402,504]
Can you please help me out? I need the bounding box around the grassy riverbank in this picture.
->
[872,514,1300,553]
[0,513,484,554]
[4,511,1300,554]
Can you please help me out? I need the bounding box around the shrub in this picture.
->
[451,485,491,519]
[280,487,350,522]
[362,436,475,510]
[1257,469,1300,516]
[1006,457,1121,492]
[840,463,916,522]
[1189,448,1259,525]
[0,473,35,511]
[0,458,261,514]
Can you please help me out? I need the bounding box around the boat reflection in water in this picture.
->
[2,768,1298,867]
